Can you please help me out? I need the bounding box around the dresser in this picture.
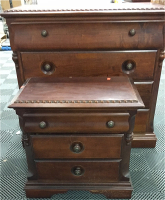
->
[1,3,165,147]
[9,76,144,198]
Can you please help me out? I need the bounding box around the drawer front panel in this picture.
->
[36,160,120,183]
[21,51,156,80]
[31,134,123,159]
[135,82,153,108]
[24,113,129,133]
[11,22,163,50]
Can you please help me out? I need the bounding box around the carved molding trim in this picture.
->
[126,133,133,146]
[125,111,136,145]
[14,99,138,104]
[22,135,30,147]
[5,7,165,13]
[12,52,19,69]
[159,50,165,67]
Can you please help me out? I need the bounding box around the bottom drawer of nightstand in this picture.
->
[36,160,121,183]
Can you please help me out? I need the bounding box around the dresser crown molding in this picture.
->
[2,3,165,21]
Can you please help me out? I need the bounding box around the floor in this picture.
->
[0,51,164,200]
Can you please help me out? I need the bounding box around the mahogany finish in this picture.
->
[2,3,165,148]
[134,109,150,132]
[9,76,144,198]
[35,160,120,182]
[23,113,130,134]
[8,22,164,51]
[31,134,123,159]
[21,51,156,80]
[135,82,153,108]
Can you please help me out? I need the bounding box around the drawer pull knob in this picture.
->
[126,63,133,70]
[129,29,136,36]
[107,121,115,128]
[73,143,82,153]
[41,62,55,75]
[122,60,136,74]
[39,121,47,129]
[71,142,84,153]
[43,64,51,72]
[72,166,84,176]
[41,30,48,37]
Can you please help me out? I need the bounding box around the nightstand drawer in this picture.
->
[11,22,163,51]
[21,51,156,81]
[31,134,123,159]
[24,113,129,134]
[35,160,121,183]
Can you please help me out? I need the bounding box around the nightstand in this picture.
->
[9,76,144,198]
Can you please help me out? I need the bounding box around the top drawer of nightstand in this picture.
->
[10,22,163,51]
[23,113,129,134]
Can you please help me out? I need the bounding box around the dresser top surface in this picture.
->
[2,2,165,20]
[3,2,165,13]
[9,77,144,109]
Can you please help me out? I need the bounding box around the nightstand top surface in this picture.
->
[9,76,144,109]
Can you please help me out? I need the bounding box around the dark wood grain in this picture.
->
[2,3,165,148]
[35,160,120,183]
[31,134,123,159]
[25,181,132,199]
[2,2,165,198]
[9,22,163,51]
[132,132,157,148]
[135,82,153,108]
[148,50,165,133]
[134,109,150,132]
[10,76,140,198]
[21,51,156,81]
[8,76,144,109]
[24,113,129,134]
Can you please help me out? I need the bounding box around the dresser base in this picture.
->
[132,132,157,148]
[25,181,133,199]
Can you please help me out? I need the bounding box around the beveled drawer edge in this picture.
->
[20,50,157,54]
[23,112,130,117]
[30,133,124,138]
[134,81,154,84]
[34,159,122,162]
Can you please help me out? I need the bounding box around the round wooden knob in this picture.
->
[43,64,51,72]
[72,166,84,176]
[39,121,47,129]
[107,121,115,128]
[41,30,48,37]
[129,29,136,36]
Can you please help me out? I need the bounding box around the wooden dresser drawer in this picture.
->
[31,134,123,159]
[21,51,156,80]
[11,22,163,51]
[35,160,120,183]
[23,113,129,134]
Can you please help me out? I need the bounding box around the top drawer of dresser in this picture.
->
[10,22,163,51]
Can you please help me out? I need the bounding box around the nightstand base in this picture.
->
[25,181,133,199]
